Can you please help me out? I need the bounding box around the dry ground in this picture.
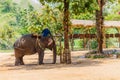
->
[0,50,120,80]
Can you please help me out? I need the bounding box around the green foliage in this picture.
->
[56,44,63,55]
[0,0,32,49]
[73,39,84,50]
[39,0,98,19]
[39,0,62,4]
[89,28,96,34]
[0,0,13,13]
[28,25,42,33]
[70,0,98,20]
[91,40,98,49]
[0,24,20,49]
[0,0,120,50]
[105,28,118,34]
[70,0,98,15]
[26,4,63,35]
[104,0,120,20]
[0,0,64,50]
[16,9,28,26]
[106,14,120,20]
[0,0,20,49]
[72,12,94,20]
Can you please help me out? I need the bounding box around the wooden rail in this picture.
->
[69,34,120,39]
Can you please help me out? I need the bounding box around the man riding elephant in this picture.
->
[13,28,56,66]
[42,28,52,37]
[41,28,53,46]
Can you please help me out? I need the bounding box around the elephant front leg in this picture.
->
[38,51,44,65]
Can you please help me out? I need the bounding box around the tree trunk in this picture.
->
[96,0,105,54]
[96,10,103,53]
[61,0,71,64]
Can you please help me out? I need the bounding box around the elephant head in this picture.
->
[38,36,57,64]
[14,34,56,66]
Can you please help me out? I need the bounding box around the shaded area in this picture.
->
[1,60,102,71]
[0,51,103,71]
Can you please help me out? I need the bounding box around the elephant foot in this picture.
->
[52,61,56,64]
[15,61,20,66]
[20,62,24,65]
[15,63,25,66]
[15,60,24,66]
[38,62,44,65]
[52,62,56,64]
[15,63,19,66]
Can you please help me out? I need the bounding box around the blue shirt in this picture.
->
[42,28,51,37]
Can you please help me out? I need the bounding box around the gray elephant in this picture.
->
[13,34,56,66]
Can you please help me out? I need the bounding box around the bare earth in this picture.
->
[0,51,120,80]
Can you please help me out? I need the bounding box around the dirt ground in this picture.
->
[0,50,120,80]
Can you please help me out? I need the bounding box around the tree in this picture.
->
[95,0,105,54]
[0,0,19,49]
[62,0,71,64]
[0,0,36,49]
[39,0,71,63]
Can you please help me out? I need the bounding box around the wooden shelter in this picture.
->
[70,19,120,39]
[71,19,120,28]
[69,19,120,50]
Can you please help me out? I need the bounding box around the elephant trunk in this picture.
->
[53,41,57,64]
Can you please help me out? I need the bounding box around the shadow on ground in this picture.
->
[0,54,103,71]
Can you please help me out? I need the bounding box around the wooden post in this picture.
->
[71,37,74,51]
[118,29,120,48]
[60,38,64,63]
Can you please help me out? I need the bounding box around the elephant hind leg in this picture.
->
[15,56,24,66]
[20,57,24,65]
[14,49,24,66]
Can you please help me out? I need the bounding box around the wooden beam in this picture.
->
[69,34,120,39]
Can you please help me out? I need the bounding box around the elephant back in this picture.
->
[13,34,37,54]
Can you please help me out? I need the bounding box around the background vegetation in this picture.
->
[0,0,120,50]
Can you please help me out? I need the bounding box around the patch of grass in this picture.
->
[92,54,105,59]
[85,51,105,59]
[85,54,105,59]
[0,50,14,53]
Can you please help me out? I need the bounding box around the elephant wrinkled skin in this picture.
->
[13,34,56,66]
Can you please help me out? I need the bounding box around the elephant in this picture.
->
[13,34,56,66]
